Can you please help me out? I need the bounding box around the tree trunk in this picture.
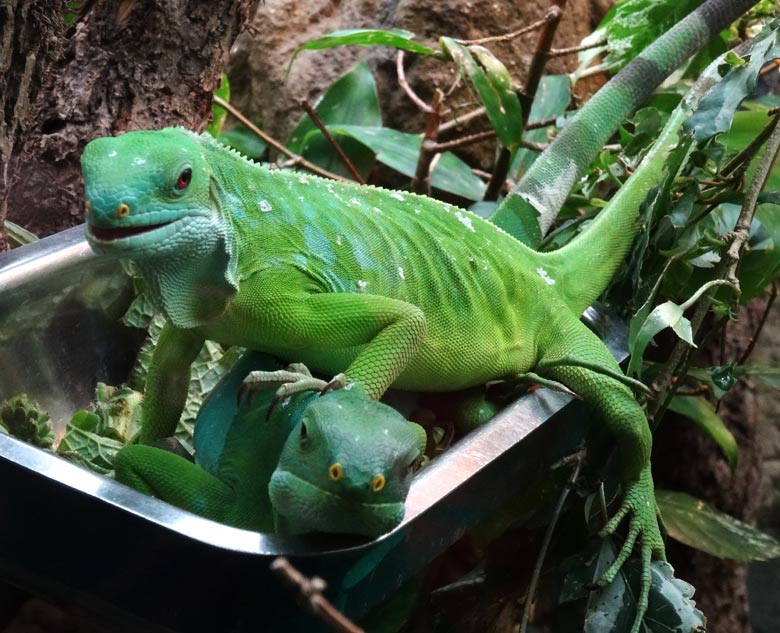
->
[1,0,258,242]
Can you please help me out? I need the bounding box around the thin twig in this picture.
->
[485,2,567,200]
[549,38,607,58]
[432,129,497,152]
[577,64,609,80]
[412,89,446,194]
[397,50,435,114]
[738,281,779,366]
[271,558,364,633]
[299,99,366,183]
[650,116,780,428]
[454,15,549,46]
[519,453,584,633]
[212,96,350,182]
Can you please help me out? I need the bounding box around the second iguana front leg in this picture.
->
[535,314,664,633]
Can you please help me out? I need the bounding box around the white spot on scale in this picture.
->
[349,197,362,206]
[398,267,405,280]
[383,428,389,435]
[373,206,382,213]
[298,196,305,201]
[299,176,309,185]
[107,150,118,158]
[536,267,556,285]
[414,209,421,214]
[258,200,272,212]
[455,211,475,232]
[390,192,405,202]
[336,234,343,246]
[357,280,368,291]
[132,157,146,165]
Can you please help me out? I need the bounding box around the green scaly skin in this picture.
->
[81,126,658,629]
[115,352,426,536]
[80,4,756,627]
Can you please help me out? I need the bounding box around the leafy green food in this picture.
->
[0,394,55,449]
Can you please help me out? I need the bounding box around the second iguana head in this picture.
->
[269,385,427,537]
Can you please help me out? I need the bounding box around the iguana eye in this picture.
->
[175,168,192,190]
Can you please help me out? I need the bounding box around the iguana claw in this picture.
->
[240,365,348,418]
[598,467,666,633]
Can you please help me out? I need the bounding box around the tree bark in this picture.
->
[1,0,258,242]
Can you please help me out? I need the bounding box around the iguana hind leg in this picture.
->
[534,315,664,633]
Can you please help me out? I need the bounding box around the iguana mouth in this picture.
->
[88,221,173,241]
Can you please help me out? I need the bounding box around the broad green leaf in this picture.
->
[289,29,437,72]
[734,363,780,389]
[667,395,738,471]
[219,124,268,161]
[4,220,38,248]
[591,0,706,73]
[329,124,486,200]
[510,75,571,179]
[207,74,230,138]
[440,38,523,152]
[286,62,381,180]
[657,490,780,561]
[561,539,705,632]
[627,280,728,375]
[685,26,780,142]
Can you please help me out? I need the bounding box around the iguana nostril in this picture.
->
[329,463,343,482]
[371,473,385,493]
[116,202,130,218]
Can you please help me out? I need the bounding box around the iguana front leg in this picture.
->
[535,314,664,633]
[233,273,427,400]
[139,322,204,444]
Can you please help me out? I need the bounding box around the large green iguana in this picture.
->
[115,352,426,536]
[80,1,756,631]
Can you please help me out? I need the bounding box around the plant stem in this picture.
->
[212,96,350,181]
[299,99,366,184]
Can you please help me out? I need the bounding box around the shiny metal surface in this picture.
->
[0,227,628,632]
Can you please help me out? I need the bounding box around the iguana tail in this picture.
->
[489,0,760,248]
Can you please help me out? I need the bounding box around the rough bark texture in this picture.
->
[0,0,66,250]
[229,0,600,170]
[1,0,257,239]
[654,301,769,633]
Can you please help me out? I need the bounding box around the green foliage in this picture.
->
[289,29,438,73]
[667,395,738,471]
[440,38,524,153]
[0,394,55,449]
[329,125,487,200]
[286,62,381,180]
[657,490,780,561]
[207,74,230,138]
[3,220,38,248]
[589,0,706,73]
[561,540,705,632]
[219,124,268,161]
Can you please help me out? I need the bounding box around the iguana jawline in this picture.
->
[88,220,174,241]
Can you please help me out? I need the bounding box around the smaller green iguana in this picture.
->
[114,352,426,536]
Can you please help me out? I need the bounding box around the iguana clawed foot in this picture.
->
[597,467,666,633]
[240,364,348,416]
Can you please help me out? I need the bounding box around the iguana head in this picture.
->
[81,128,217,257]
[269,386,426,537]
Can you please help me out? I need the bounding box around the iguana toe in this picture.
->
[597,467,666,633]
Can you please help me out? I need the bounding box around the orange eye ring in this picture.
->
[329,463,343,482]
[371,474,385,493]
